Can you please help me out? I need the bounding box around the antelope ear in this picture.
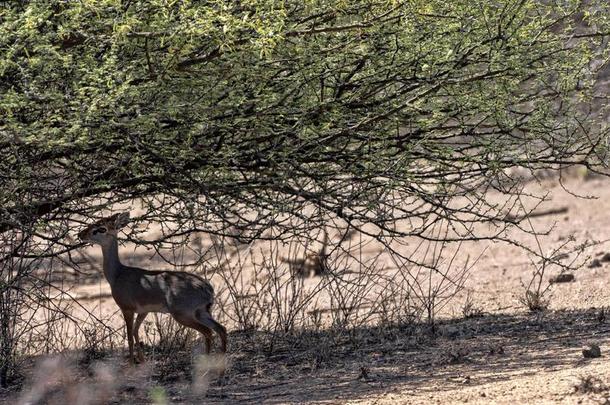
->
[114,212,130,229]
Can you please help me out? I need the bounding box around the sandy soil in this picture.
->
[7,175,610,404]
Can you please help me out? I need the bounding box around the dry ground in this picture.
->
[6,175,610,404]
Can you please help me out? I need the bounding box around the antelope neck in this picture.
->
[100,236,122,284]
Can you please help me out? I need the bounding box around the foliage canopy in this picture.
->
[1,0,609,254]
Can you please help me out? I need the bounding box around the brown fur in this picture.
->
[79,212,227,363]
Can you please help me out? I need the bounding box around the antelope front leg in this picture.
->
[122,310,135,364]
[133,312,149,363]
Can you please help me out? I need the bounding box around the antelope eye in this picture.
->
[93,227,107,235]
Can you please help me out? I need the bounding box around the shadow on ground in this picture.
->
[206,307,610,403]
[7,307,610,404]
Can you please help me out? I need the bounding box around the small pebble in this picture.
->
[588,259,602,268]
[582,344,601,358]
[549,273,575,283]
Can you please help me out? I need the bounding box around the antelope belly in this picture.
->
[135,303,169,313]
